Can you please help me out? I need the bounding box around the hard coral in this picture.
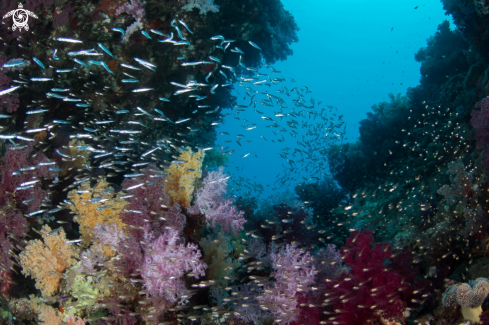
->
[19,225,79,297]
[443,277,489,322]
[165,147,204,207]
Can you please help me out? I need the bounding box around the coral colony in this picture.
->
[2,0,489,324]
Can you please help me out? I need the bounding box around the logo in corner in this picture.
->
[3,3,38,32]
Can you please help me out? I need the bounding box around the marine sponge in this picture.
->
[164,147,204,207]
[443,277,489,322]
[19,225,79,298]
[67,178,127,245]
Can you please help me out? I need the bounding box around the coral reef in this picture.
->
[3,0,489,323]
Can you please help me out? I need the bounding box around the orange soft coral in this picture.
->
[67,177,127,245]
[164,147,204,207]
[19,226,79,298]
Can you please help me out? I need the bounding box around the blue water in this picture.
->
[218,0,450,198]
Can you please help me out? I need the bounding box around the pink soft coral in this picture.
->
[258,244,316,325]
[193,167,228,213]
[141,229,207,303]
[191,168,245,235]
[205,199,246,236]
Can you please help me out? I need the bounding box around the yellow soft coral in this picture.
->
[67,178,126,245]
[165,147,204,207]
[19,226,79,298]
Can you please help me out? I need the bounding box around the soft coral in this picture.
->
[323,229,423,324]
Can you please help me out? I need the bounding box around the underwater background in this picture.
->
[0,0,488,324]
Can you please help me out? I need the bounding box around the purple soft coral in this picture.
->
[141,229,207,303]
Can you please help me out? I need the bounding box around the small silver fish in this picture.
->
[175,117,191,124]
[120,63,141,70]
[132,88,154,93]
[0,86,20,96]
[57,37,83,43]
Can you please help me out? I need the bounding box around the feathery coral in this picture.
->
[19,225,79,297]
[67,178,127,245]
[165,147,204,207]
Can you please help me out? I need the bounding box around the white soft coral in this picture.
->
[181,0,219,15]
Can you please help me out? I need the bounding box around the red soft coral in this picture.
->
[471,96,489,168]
[323,229,413,325]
